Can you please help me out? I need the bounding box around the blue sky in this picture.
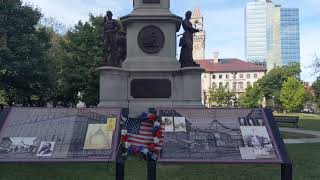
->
[24,0,320,83]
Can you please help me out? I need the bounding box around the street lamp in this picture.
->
[231,72,238,108]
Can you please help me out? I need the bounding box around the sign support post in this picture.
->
[281,163,293,180]
[147,160,157,180]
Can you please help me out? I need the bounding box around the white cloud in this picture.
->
[24,0,125,27]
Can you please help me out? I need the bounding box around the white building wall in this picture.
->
[201,71,266,106]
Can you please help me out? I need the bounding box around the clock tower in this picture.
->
[190,7,205,60]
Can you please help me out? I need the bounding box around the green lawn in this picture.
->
[274,113,320,131]
[0,143,319,180]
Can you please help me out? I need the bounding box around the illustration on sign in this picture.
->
[84,124,113,150]
[37,141,55,157]
[240,126,276,160]
[0,137,38,154]
[159,109,279,162]
[0,108,121,162]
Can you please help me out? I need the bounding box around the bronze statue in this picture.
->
[116,31,127,65]
[179,11,200,67]
[102,11,121,67]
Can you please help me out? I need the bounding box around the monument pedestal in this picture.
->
[97,0,204,115]
[97,67,129,108]
[97,66,204,114]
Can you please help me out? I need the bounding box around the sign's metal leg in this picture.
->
[116,159,125,180]
[281,163,293,180]
[147,160,157,180]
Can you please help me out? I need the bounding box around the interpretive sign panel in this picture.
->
[0,107,122,163]
[158,108,288,164]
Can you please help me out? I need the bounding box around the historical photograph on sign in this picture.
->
[160,109,246,160]
[0,137,38,154]
[240,126,276,159]
[174,117,187,132]
[84,124,113,150]
[106,117,116,131]
[239,147,256,160]
[239,117,265,127]
[163,117,174,132]
[239,117,247,126]
[159,109,279,162]
[37,141,55,157]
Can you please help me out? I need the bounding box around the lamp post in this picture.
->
[231,72,238,108]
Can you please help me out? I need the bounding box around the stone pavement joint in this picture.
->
[280,128,320,144]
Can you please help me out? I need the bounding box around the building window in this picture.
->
[247,74,250,78]
[212,82,217,89]
[226,74,229,79]
[219,75,223,79]
[247,82,251,87]
[239,82,244,90]
[233,82,237,90]
[212,75,216,79]
[219,82,223,88]
[204,75,207,78]
[240,74,244,79]
[254,74,258,78]
[226,82,230,89]
[233,74,237,79]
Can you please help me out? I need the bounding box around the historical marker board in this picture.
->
[158,108,290,164]
[0,107,122,163]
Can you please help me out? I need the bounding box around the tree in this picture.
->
[0,90,7,105]
[313,76,320,109]
[312,54,320,73]
[257,63,301,110]
[55,14,104,107]
[239,84,263,108]
[280,77,305,112]
[0,0,53,106]
[208,86,235,107]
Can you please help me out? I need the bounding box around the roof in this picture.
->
[195,59,267,73]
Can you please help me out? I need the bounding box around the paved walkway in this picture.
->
[280,128,320,144]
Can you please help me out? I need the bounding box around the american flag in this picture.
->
[126,118,164,151]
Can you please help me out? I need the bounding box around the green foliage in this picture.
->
[239,84,263,108]
[312,76,320,109]
[0,0,53,106]
[258,64,301,110]
[208,86,235,107]
[280,77,305,112]
[312,54,320,73]
[54,14,104,107]
[0,90,7,105]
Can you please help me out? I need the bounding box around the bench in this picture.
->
[274,116,299,128]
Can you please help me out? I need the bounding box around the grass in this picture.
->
[274,113,320,131]
[0,143,319,180]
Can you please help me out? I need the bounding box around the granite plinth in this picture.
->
[97,66,204,115]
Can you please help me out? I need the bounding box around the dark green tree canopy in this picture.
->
[0,0,53,106]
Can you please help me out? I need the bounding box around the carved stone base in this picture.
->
[96,66,204,115]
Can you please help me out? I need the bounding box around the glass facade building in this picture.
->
[245,0,300,70]
[245,1,269,65]
[281,8,300,65]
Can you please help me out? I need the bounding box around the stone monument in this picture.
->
[97,0,204,114]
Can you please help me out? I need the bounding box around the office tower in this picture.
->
[281,8,300,65]
[245,0,300,70]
